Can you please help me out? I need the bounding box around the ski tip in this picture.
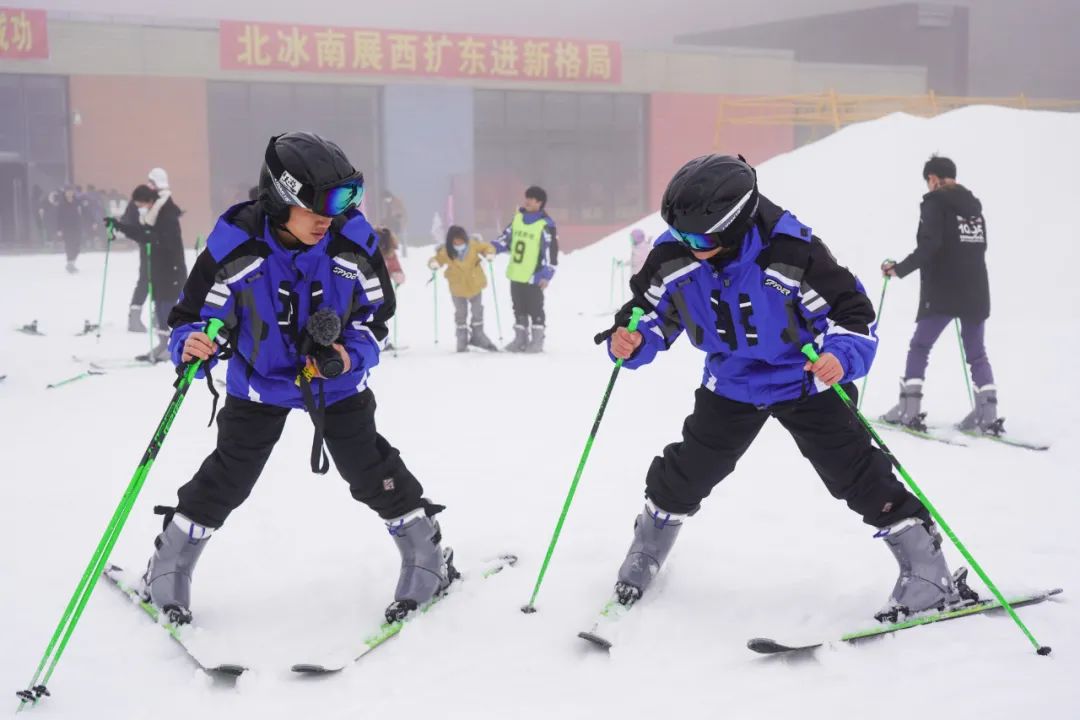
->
[291,663,342,675]
[578,631,612,651]
[213,664,248,676]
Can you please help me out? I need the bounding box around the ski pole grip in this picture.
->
[801,344,820,363]
[205,318,224,345]
[626,307,645,333]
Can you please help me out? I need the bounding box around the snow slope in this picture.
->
[2,106,1077,719]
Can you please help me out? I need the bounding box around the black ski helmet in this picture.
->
[258,132,363,223]
[661,154,759,249]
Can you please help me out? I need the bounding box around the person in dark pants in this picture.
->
[55,187,82,273]
[136,132,453,627]
[604,154,971,623]
[881,156,998,434]
[117,194,149,333]
[107,184,188,362]
[492,186,558,353]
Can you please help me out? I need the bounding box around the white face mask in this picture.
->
[137,206,148,220]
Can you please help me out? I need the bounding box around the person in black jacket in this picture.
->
[107,184,188,362]
[881,156,999,434]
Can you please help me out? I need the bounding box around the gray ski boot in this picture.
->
[504,324,529,353]
[524,325,545,354]
[469,323,499,351]
[614,499,686,605]
[136,331,171,363]
[141,511,215,625]
[874,517,976,623]
[455,325,470,352]
[384,507,457,623]
[958,385,1003,436]
[128,305,147,333]
[881,378,926,430]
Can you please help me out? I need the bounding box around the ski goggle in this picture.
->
[668,226,721,251]
[314,179,365,217]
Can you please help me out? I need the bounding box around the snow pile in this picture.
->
[2,106,1077,719]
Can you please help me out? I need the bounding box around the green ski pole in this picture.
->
[858,274,891,409]
[95,225,115,342]
[486,258,503,343]
[609,258,616,309]
[954,319,975,409]
[392,282,400,359]
[146,242,155,358]
[431,269,439,346]
[522,307,645,614]
[17,319,226,710]
[800,343,1051,656]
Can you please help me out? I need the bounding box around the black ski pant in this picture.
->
[130,250,149,307]
[645,385,929,528]
[510,280,545,328]
[176,390,427,528]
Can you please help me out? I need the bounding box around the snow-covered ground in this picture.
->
[2,106,1077,719]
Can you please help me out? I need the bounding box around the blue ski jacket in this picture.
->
[607,196,878,407]
[167,202,392,409]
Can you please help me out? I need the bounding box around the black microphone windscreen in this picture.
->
[306,307,342,346]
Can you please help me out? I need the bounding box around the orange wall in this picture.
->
[648,93,796,207]
[68,76,212,245]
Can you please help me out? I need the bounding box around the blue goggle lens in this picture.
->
[669,226,719,251]
[319,181,365,216]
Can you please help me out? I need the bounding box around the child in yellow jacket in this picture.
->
[429,225,498,352]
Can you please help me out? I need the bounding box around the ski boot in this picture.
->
[469,323,499,351]
[881,378,927,431]
[384,506,457,623]
[524,325,545,354]
[128,305,147,333]
[504,324,529,353]
[614,499,686,606]
[136,331,170,363]
[874,517,977,623]
[65,261,78,274]
[958,385,1004,436]
[455,325,470,353]
[141,509,214,625]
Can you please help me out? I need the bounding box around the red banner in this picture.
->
[220,21,620,84]
[0,7,47,59]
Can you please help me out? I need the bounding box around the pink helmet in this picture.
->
[630,228,646,244]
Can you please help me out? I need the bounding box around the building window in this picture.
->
[474,89,646,235]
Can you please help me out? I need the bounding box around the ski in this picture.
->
[72,355,156,371]
[46,368,106,390]
[578,594,636,651]
[747,587,1063,655]
[871,420,968,447]
[291,553,517,674]
[101,565,247,677]
[75,321,99,337]
[957,429,1050,452]
[17,321,44,336]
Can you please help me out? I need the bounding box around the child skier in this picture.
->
[491,185,558,353]
[428,225,498,352]
[603,154,971,623]
[629,227,651,275]
[138,132,452,626]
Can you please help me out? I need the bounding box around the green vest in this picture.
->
[506,212,547,283]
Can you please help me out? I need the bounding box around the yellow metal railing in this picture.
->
[714,91,1080,148]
